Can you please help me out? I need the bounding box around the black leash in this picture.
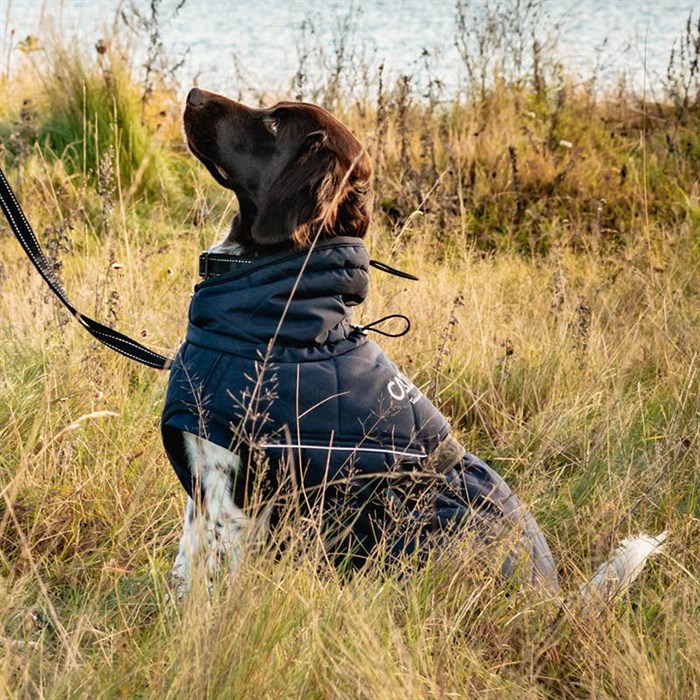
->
[0,166,173,369]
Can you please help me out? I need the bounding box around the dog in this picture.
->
[162,88,664,603]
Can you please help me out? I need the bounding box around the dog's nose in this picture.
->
[187,88,205,107]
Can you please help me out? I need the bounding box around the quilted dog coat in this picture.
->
[161,238,559,585]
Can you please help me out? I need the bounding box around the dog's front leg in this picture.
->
[199,451,250,583]
[169,433,251,599]
[170,495,203,600]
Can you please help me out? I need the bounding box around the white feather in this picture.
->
[580,531,668,603]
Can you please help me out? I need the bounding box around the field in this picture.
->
[0,4,699,698]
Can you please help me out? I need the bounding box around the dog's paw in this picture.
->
[165,570,190,605]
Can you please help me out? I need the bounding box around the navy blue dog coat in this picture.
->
[162,238,559,585]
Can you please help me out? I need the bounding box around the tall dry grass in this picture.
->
[0,4,698,697]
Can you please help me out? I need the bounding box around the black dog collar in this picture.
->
[199,250,418,281]
[199,251,256,279]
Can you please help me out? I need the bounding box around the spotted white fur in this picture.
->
[169,433,250,599]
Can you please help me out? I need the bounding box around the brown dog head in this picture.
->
[184,88,373,249]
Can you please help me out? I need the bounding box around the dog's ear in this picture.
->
[251,131,372,247]
[251,131,333,246]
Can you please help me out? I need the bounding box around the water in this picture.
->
[1,0,697,99]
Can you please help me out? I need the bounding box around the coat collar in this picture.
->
[186,238,370,359]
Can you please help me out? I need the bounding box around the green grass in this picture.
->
[0,22,699,699]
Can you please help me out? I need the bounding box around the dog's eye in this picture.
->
[263,117,279,135]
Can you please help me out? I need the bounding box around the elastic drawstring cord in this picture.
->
[353,313,411,338]
[358,260,417,338]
